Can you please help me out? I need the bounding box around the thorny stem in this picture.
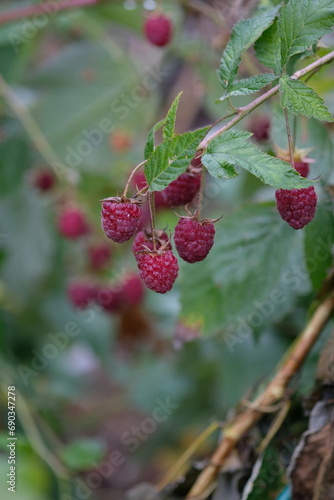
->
[0,0,100,25]
[185,294,334,499]
[199,50,334,150]
[148,192,157,251]
[123,161,147,198]
[284,107,295,169]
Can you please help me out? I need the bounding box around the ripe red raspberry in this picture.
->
[31,169,56,191]
[88,242,112,271]
[144,13,172,47]
[161,172,201,207]
[174,218,215,263]
[294,161,309,178]
[132,229,171,261]
[119,273,145,307]
[138,250,179,293]
[275,186,317,230]
[58,207,90,239]
[67,280,97,309]
[101,197,141,243]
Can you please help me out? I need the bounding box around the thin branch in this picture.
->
[185,295,334,499]
[123,161,146,198]
[0,0,100,25]
[199,50,334,150]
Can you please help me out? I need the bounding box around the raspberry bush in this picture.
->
[1,1,334,500]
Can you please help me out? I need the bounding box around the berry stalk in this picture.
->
[184,294,334,499]
[123,161,147,198]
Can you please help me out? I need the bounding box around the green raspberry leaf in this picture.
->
[145,127,209,191]
[304,195,334,292]
[144,118,165,160]
[278,0,334,68]
[179,203,307,335]
[163,92,183,140]
[280,75,334,122]
[202,130,313,189]
[254,20,282,73]
[217,74,279,102]
[219,5,281,91]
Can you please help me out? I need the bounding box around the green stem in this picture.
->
[148,192,157,251]
[199,50,334,150]
[123,161,147,198]
[284,108,294,168]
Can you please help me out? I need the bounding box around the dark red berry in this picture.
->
[174,218,215,263]
[67,280,97,309]
[294,161,309,178]
[119,273,145,307]
[144,13,172,47]
[96,286,121,313]
[31,169,56,191]
[248,115,270,142]
[138,250,179,293]
[88,242,112,271]
[275,186,317,230]
[58,207,90,239]
[132,229,171,261]
[101,198,141,243]
[161,172,201,207]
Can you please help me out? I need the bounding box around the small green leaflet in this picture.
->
[144,92,183,160]
[278,0,334,68]
[280,75,333,122]
[163,92,182,140]
[144,119,165,160]
[217,74,279,102]
[202,130,312,189]
[219,5,281,91]
[144,127,209,191]
[254,20,282,73]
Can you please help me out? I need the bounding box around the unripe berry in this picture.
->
[144,13,172,47]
